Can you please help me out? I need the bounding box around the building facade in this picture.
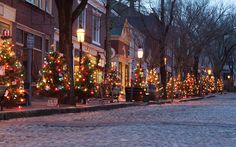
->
[0,0,106,85]
[111,18,146,91]
[53,0,106,83]
[0,0,54,82]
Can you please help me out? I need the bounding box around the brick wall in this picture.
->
[53,1,106,50]
[0,0,54,82]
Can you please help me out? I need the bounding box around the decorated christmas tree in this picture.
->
[166,77,174,98]
[105,65,122,97]
[74,55,98,100]
[208,76,215,93]
[217,78,224,92]
[201,75,209,95]
[183,73,195,96]
[0,40,25,105]
[107,65,122,89]
[132,63,145,88]
[174,76,184,98]
[147,68,159,86]
[166,76,183,99]
[201,75,216,94]
[37,52,70,99]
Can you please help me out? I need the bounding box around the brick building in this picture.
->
[52,0,106,83]
[0,0,106,85]
[111,18,146,90]
[0,0,54,82]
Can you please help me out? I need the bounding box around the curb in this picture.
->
[178,94,216,103]
[0,103,137,120]
[178,97,204,102]
[148,100,172,105]
[148,94,217,104]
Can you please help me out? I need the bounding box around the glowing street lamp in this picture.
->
[77,25,85,67]
[206,69,212,95]
[137,48,143,68]
[164,57,167,65]
[207,69,212,75]
[137,48,143,59]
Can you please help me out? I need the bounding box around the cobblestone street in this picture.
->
[1,93,236,147]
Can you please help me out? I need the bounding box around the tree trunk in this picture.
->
[160,43,167,99]
[230,67,234,92]
[57,1,76,105]
[104,1,112,82]
[193,55,199,95]
[214,70,220,92]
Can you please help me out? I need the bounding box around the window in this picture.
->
[0,21,10,34]
[32,50,42,82]
[25,0,52,14]
[16,29,23,44]
[128,42,134,57]
[24,32,29,47]
[125,64,130,86]
[45,0,52,14]
[26,0,35,5]
[34,35,42,50]
[92,15,101,44]
[119,62,123,83]
[78,10,86,29]
[74,49,80,58]
[38,0,42,9]
[56,41,60,51]
[45,39,49,52]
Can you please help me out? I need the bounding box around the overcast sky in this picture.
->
[214,0,236,6]
[143,0,236,7]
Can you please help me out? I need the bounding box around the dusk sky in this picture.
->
[214,0,236,6]
[143,0,236,7]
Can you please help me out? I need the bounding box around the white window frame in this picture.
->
[26,0,52,14]
[38,0,43,9]
[92,15,101,45]
[77,10,86,30]
[26,0,35,5]
[45,0,52,14]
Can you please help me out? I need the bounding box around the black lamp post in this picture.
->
[76,25,85,67]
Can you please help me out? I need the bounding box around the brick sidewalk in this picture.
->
[0,101,136,120]
[0,96,138,120]
[0,93,218,121]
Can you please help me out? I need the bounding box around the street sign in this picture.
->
[27,34,34,49]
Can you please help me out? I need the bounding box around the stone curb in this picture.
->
[178,94,216,103]
[148,100,172,105]
[148,94,217,104]
[178,97,204,102]
[0,103,137,120]
[0,94,218,121]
